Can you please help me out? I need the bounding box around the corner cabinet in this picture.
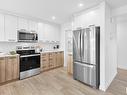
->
[5,15,18,42]
[0,55,19,84]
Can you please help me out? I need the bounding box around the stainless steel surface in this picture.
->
[20,54,40,58]
[18,40,38,42]
[20,68,40,80]
[17,30,38,42]
[73,30,81,62]
[16,46,35,51]
[73,26,100,88]
[73,62,96,87]
[81,28,96,65]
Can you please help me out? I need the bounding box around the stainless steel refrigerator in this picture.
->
[73,26,100,88]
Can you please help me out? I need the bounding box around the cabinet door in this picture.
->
[67,54,73,74]
[5,15,18,42]
[38,22,45,41]
[49,53,54,69]
[6,56,19,81]
[56,52,61,67]
[28,20,38,32]
[0,14,5,41]
[53,53,57,68]
[13,56,19,79]
[44,24,60,41]
[0,57,6,83]
[60,52,64,66]
[6,57,13,81]
[18,17,28,30]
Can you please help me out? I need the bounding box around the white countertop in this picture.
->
[40,50,64,53]
[0,53,19,57]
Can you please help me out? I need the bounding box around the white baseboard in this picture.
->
[105,71,117,91]
[99,71,117,91]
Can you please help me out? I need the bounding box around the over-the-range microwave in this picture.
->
[18,30,38,42]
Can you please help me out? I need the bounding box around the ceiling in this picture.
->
[0,0,127,24]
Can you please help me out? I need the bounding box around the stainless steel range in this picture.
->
[16,46,40,80]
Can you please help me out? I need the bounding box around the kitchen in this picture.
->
[0,0,127,95]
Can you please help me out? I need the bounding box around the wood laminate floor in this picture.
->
[0,68,127,95]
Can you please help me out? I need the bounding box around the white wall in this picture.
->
[60,22,72,67]
[72,1,117,91]
[112,5,127,17]
[117,21,127,70]
[73,2,106,91]
[105,3,117,90]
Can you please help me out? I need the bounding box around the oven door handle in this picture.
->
[20,54,40,58]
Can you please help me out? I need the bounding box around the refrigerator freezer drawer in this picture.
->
[73,62,97,87]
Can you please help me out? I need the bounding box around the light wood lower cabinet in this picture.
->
[41,51,64,71]
[0,55,19,84]
[0,57,6,83]
[67,54,73,74]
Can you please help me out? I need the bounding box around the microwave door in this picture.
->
[19,32,27,41]
[27,33,33,41]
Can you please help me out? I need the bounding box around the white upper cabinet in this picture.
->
[38,22,45,41]
[0,13,60,42]
[5,15,18,42]
[44,24,60,42]
[28,20,38,32]
[18,17,28,30]
[18,17,38,32]
[0,14,5,41]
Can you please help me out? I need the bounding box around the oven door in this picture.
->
[20,54,40,72]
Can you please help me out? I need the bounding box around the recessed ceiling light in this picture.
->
[52,16,56,20]
[78,3,84,7]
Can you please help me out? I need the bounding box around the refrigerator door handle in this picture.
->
[74,62,94,68]
[80,30,83,60]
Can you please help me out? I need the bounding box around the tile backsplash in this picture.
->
[0,42,60,53]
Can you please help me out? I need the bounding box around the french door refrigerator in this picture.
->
[73,26,100,88]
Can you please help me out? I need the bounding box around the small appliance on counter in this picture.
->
[16,45,40,80]
[53,45,59,50]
